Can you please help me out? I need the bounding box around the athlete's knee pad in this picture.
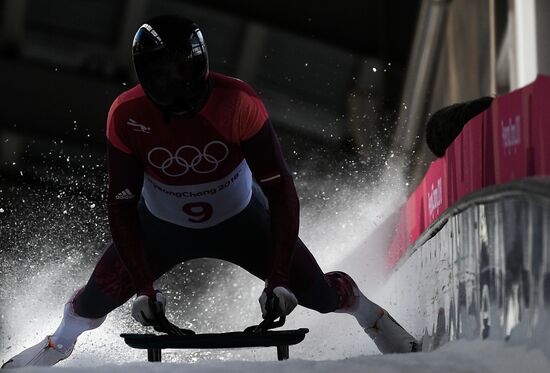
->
[324,271,360,311]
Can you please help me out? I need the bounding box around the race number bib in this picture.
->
[142,160,253,228]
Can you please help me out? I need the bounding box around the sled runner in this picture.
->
[121,304,309,362]
[121,328,308,362]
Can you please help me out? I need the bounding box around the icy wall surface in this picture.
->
[383,177,550,352]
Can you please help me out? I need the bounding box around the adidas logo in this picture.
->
[115,188,135,200]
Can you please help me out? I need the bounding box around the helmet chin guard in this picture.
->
[132,15,210,117]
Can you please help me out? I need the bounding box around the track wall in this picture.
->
[385,179,550,349]
[383,75,550,349]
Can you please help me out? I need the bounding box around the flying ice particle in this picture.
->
[0,208,4,213]
[372,67,377,72]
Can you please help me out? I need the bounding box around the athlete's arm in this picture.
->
[241,120,300,291]
[107,142,155,298]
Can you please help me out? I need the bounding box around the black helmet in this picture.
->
[132,15,210,117]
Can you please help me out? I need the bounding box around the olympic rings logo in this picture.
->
[147,141,229,177]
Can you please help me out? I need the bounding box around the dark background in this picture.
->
[0,0,420,185]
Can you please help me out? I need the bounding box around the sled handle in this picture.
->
[151,306,196,336]
[244,296,287,333]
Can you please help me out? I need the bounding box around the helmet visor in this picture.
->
[133,28,209,113]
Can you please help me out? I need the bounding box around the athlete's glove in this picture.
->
[131,291,167,326]
[259,286,298,320]
[131,291,194,337]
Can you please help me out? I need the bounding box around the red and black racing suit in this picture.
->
[73,73,348,318]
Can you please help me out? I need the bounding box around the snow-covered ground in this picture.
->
[10,339,550,373]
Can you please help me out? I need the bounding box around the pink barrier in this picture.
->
[490,84,534,184]
[447,112,485,204]
[533,76,550,175]
[387,75,550,268]
[387,208,407,268]
[422,158,448,227]
[406,190,424,246]
[482,108,496,186]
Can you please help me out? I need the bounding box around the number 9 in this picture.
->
[182,202,213,223]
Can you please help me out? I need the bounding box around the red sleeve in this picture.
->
[107,142,155,298]
[241,120,299,291]
[236,90,269,142]
[106,98,133,154]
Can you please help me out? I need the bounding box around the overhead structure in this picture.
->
[393,0,550,186]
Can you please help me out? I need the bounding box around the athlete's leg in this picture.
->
[72,240,182,318]
[50,200,198,355]
[217,191,418,353]
[227,227,380,319]
[1,203,193,369]
[206,188,371,315]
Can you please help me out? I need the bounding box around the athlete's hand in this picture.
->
[131,291,167,326]
[259,286,298,320]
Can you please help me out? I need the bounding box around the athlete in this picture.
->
[2,15,418,369]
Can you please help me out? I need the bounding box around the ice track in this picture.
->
[9,339,550,373]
